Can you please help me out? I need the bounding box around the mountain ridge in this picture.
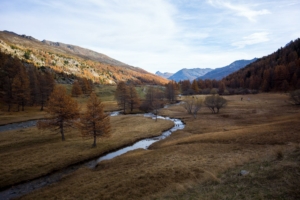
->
[168,68,213,82]
[197,58,257,80]
[0,30,168,85]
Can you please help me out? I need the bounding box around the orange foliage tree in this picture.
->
[79,92,111,147]
[12,66,30,111]
[37,85,79,141]
[71,80,83,97]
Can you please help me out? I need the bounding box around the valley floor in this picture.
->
[1,93,300,199]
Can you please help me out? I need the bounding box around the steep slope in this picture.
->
[169,68,213,82]
[198,58,257,80]
[0,30,168,85]
[155,71,174,79]
[223,38,300,91]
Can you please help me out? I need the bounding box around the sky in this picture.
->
[1,0,300,74]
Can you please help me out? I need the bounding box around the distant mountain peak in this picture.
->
[168,68,213,82]
[155,71,174,79]
[197,58,257,80]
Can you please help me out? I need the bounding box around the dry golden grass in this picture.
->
[0,116,173,189]
[9,93,300,199]
[0,105,50,125]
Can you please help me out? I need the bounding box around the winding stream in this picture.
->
[0,111,184,200]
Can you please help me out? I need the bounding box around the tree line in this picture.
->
[178,38,300,95]
[114,81,180,116]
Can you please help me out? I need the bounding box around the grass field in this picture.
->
[1,92,300,199]
[14,93,300,200]
[0,115,173,189]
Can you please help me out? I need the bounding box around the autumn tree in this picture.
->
[204,94,227,114]
[140,86,164,121]
[37,85,79,141]
[191,79,199,94]
[115,81,129,113]
[165,81,179,103]
[127,84,140,113]
[0,54,20,111]
[38,71,55,111]
[80,92,111,147]
[71,80,83,97]
[12,67,30,111]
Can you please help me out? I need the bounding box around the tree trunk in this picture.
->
[93,135,97,148]
[92,124,96,147]
[60,121,65,141]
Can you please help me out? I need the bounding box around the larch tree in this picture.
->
[127,84,140,113]
[38,71,55,111]
[80,92,111,147]
[71,80,83,97]
[140,86,164,121]
[191,79,199,94]
[115,81,129,113]
[12,67,30,111]
[37,85,79,141]
[165,81,179,103]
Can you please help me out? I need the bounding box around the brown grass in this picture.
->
[7,93,300,199]
[0,116,173,189]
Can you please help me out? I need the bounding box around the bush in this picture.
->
[204,94,227,114]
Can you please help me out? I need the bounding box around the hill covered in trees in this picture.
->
[223,39,300,92]
[0,31,168,85]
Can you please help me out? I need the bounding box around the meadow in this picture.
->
[1,91,300,199]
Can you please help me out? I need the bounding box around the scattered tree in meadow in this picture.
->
[204,94,227,114]
[183,97,202,119]
[71,80,83,97]
[79,92,111,147]
[37,85,80,141]
[115,81,129,113]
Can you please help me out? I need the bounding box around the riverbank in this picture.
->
[0,115,174,191]
[17,93,300,200]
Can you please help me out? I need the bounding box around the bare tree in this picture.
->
[79,92,111,147]
[37,85,80,141]
[204,94,227,114]
[183,97,202,118]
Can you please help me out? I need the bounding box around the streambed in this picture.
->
[0,111,184,200]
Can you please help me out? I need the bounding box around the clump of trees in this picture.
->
[0,52,55,111]
[37,85,80,141]
[115,81,140,114]
[204,95,227,114]
[140,86,165,121]
[79,92,111,147]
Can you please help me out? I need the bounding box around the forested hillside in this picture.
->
[223,39,300,92]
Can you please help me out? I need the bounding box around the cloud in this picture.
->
[232,32,270,48]
[207,0,270,21]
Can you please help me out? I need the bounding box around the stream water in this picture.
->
[0,111,184,200]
